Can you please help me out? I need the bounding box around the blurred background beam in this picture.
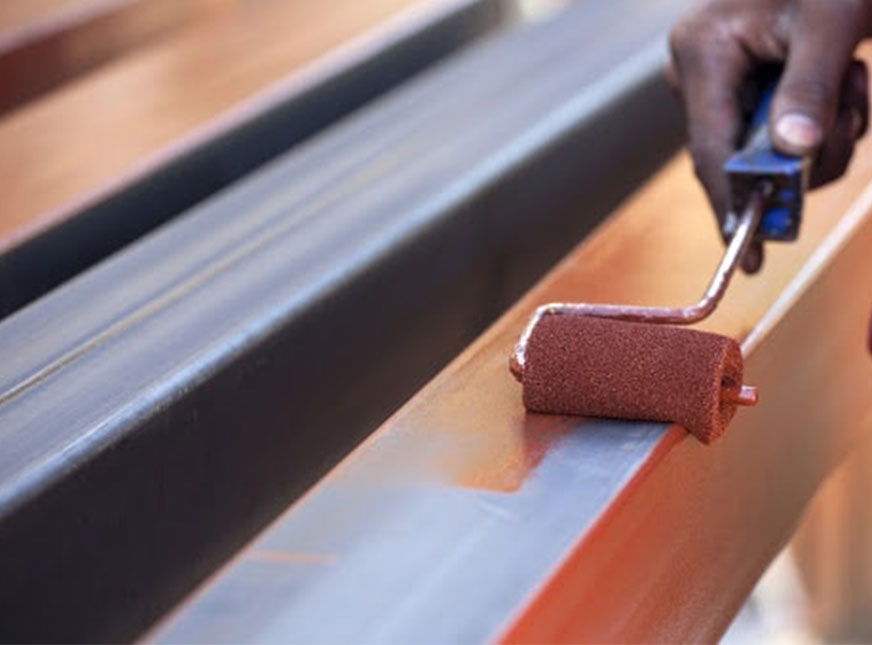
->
[0,0,504,318]
[0,0,236,115]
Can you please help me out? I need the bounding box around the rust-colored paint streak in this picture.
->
[453,413,574,492]
[248,550,338,567]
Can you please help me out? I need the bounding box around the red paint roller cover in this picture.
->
[522,315,745,443]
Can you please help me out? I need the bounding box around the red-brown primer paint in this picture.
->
[522,316,745,443]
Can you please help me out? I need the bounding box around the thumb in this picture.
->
[771,3,864,156]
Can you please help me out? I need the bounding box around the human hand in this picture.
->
[669,0,870,272]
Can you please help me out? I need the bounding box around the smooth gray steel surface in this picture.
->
[153,421,666,644]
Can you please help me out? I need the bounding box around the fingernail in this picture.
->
[775,113,823,150]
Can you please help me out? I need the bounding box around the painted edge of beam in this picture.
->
[742,178,872,356]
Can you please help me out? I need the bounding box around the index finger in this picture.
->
[669,20,752,224]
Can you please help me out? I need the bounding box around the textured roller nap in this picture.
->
[522,315,744,443]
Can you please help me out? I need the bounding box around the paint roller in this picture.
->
[510,80,808,443]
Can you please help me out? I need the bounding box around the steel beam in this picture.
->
[151,94,872,645]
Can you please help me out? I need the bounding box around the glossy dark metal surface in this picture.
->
[0,0,686,640]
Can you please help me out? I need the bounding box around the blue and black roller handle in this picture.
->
[723,79,810,242]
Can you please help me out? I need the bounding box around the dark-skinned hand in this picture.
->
[668,0,870,274]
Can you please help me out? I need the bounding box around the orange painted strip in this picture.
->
[0,0,238,114]
[0,0,445,253]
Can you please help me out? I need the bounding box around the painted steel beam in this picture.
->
[0,0,235,114]
[0,0,502,318]
[151,85,872,645]
[0,1,687,640]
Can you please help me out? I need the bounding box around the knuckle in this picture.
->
[670,5,746,73]
[668,19,700,60]
[822,0,867,25]
[688,145,720,184]
[669,5,724,60]
[780,77,837,111]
